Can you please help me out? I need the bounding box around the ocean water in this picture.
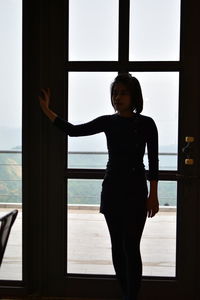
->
[0,152,177,206]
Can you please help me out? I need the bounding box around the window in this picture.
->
[66,0,181,277]
[0,0,22,280]
[69,0,118,61]
[67,73,178,276]
[129,0,181,61]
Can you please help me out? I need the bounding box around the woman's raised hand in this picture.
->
[39,88,50,111]
[39,88,57,122]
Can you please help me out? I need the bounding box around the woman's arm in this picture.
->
[39,88,57,122]
[53,115,107,137]
[146,118,159,218]
[39,88,107,136]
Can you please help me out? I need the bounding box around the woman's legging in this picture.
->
[104,211,147,300]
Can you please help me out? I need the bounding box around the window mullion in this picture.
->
[118,0,130,71]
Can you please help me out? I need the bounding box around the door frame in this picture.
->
[1,0,198,298]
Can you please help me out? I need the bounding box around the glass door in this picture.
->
[0,0,22,282]
[66,0,180,279]
[67,72,179,277]
[39,0,199,299]
[63,0,198,299]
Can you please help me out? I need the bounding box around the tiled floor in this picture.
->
[0,207,176,280]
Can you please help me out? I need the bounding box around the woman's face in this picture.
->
[112,83,133,114]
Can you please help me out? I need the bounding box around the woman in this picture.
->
[39,73,159,300]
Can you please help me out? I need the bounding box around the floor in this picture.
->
[0,206,176,280]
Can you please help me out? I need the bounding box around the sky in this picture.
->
[0,0,181,151]
[0,0,22,150]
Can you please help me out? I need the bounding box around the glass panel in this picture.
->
[0,0,22,280]
[68,152,108,169]
[68,72,179,170]
[67,179,176,276]
[129,0,181,61]
[69,0,118,61]
[68,72,116,167]
[132,72,179,170]
[142,181,177,277]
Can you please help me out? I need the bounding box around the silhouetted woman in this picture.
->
[39,73,159,300]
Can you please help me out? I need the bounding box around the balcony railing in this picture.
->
[0,151,177,207]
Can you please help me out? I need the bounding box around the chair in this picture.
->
[0,209,18,267]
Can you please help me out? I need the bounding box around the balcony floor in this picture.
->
[0,207,176,280]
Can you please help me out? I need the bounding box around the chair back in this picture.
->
[0,210,18,267]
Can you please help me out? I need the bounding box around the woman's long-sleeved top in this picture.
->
[54,113,158,214]
[54,113,158,181]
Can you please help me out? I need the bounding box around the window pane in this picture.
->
[131,72,179,170]
[68,72,179,171]
[0,0,22,280]
[0,153,22,203]
[129,0,181,61]
[67,179,176,276]
[68,72,116,168]
[69,0,118,61]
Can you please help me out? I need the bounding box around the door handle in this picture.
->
[182,136,195,165]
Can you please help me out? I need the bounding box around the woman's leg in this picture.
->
[104,209,147,300]
[104,214,127,295]
[123,211,146,300]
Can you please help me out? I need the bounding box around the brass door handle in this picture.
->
[182,136,195,165]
